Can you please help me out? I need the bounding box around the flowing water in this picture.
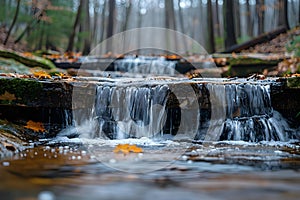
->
[0,58,300,199]
[114,56,178,76]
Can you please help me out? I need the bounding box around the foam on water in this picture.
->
[67,78,299,143]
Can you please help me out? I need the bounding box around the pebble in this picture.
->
[2,161,10,167]
[38,191,55,200]
[182,155,188,161]
[187,160,193,164]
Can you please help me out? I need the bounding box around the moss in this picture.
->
[0,78,43,105]
[0,49,56,69]
[229,57,279,66]
[287,77,300,88]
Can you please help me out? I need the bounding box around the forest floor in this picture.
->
[1,26,300,77]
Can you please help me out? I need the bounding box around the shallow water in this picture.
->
[1,74,299,199]
[1,138,300,200]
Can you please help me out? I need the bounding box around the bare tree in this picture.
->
[234,0,241,38]
[66,0,83,52]
[215,0,221,37]
[82,0,91,55]
[246,0,253,37]
[106,0,115,52]
[256,0,265,35]
[223,0,237,49]
[164,0,178,51]
[207,0,215,53]
[178,0,188,53]
[278,0,290,29]
[99,0,107,43]
[122,0,132,32]
[3,0,21,45]
[14,0,48,44]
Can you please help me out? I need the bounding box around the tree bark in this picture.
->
[215,0,221,37]
[106,0,115,52]
[66,0,83,52]
[99,0,107,43]
[164,0,177,51]
[122,1,132,32]
[207,0,215,53]
[278,0,290,29]
[178,0,188,54]
[256,0,265,35]
[223,0,237,49]
[4,0,21,45]
[234,0,241,38]
[246,0,253,37]
[82,0,91,55]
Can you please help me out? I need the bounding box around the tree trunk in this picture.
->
[299,0,300,25]
[91,0,99,45]
[4,0,21,45]
[256,0,265,35]
[82,0,91,55]
[207,0,215,53]
[122,1,132,32]
[137,0,142,54]
[223,0,237,49]
[246,0,253,37]
[178,0,188,54]
[99,0,107,43]
[234,0,241,38]
[164,0,177,51]
[215,0,221,37]
[278,0,290,29]
[66,0,83,52]
[106,0,115,52]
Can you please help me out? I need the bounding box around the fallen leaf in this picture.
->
[0,91,16,101]
[24,120,46,132]
[113,144,143,154]
[33,71,52,79]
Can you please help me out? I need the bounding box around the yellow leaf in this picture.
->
[33,71,52,79]
[113,144,143,154]
[24,120,46,132]
[0,91,16,101]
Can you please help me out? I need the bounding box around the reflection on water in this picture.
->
[0,138,300,200]
[0,73,300,199]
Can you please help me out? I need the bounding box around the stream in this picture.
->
[0,57,300,200]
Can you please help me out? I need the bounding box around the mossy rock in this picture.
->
[229,57,279,66]
[0,78,43,105]
[287,77,300,88]
[0,49,56,70]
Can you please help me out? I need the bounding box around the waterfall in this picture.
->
[70,78,296,142]
[114,56,178,76]
[200,83,295,142]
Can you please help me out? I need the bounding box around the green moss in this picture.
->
[0,49,56,69]
[229,57,278,66]
[287,77,300,88]
[0,78,43,105]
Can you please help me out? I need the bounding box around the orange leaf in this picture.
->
[24,120,46,132]
[0,91,16,101]
[33,71,52,79]
[113,144,143,154]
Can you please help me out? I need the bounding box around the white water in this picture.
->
[67,78,298,142]
[114,56,178,76]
